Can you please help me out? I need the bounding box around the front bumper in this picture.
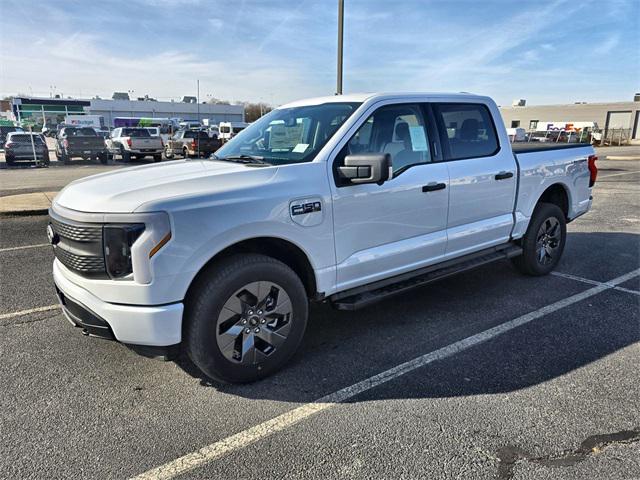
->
[53,259,183,347]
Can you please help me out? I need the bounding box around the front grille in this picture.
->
[50,217,102,242]
[49,211,107,278]
[55,247,105,273]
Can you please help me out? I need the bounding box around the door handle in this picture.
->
[422,182,446,192]
[494,171,514,180]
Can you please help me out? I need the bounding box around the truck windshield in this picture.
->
[215,102,361,165]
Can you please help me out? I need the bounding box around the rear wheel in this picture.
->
[183,148,190,159]
[98,152,109,164]
[60,150,71,165]
[153,153,162,162]
[5,154,15,166]
[185,254,309,383]
[512,202,566,276]
[120,146,131,163]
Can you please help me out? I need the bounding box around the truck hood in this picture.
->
[54,159,275,213]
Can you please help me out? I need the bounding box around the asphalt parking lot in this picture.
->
[0,156,638,479]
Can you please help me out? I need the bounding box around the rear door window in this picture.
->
[433,103,499,160]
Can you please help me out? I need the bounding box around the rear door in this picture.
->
[432,102,517,256]
[331,102,449,291]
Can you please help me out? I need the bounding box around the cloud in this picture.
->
[0,0,635,105]
[208,18,224,29]
[592,34,621,55]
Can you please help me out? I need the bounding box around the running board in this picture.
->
[331,244,523,311]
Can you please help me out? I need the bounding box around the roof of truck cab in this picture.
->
[279,92,488,109]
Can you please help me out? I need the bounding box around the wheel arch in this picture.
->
[536,182,570,220]
[184,236,319,307]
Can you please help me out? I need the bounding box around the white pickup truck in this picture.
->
[106,127,164,162]
[49,93,597,383]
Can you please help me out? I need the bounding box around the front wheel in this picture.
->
[185,254,309,383]
[512,202,566,276]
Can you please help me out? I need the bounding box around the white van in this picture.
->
[218,121,249,141]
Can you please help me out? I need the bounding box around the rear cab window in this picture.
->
[433,103,499,160]
[10,134,45,145]
[122,128,151,138]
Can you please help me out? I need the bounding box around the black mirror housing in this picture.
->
[338,153,391,185]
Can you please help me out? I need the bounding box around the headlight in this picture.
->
[104,224,145,278]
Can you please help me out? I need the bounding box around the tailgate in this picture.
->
[131,138,162,150]
[67,137,105,151]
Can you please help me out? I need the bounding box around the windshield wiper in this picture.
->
[216,154,271,165]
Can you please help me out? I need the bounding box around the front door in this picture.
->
[330,103,449,291]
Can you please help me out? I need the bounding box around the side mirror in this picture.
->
[338,153,391,185]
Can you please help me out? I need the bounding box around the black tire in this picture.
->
[183,148,190,159]
[5,154,15,166]
[121,146,131,163]
[60,150,71,165]
[512,202,566,276]
[98,152,109,164]
[185,254,309,383]
[153,153,162,162]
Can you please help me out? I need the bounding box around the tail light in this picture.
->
[191,140,197,150]
[5,142,14,148]
[63,139,69,148]
[588,155,598,187]
[126,138,132,148]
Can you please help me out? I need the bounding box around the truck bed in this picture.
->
[511,142,591,154]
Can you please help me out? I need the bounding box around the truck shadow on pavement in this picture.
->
[174,231,639,403]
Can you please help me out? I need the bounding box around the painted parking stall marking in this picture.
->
[0,243,49,253]
[131,268,640,480]
[552,271,640,295]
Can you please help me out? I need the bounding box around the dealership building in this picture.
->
[10,96,244,129]
[499,95,640,141]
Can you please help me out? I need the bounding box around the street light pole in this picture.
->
[336,0,344,95]
[197,79,200,158]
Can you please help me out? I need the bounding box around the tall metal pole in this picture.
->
[336,0,344,95]
[196,79,201,157]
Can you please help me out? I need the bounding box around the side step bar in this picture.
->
[330,244,523,311]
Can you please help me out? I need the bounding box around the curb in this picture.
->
[0,191,58,217]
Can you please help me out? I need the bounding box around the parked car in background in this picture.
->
[106,127,164,162]
[94,128,111,140]
[0,125,23,148]
[163,129,221,159]
[55,127,109,164]
[178,121,202,130]
[49,92,596,383]
[218,121,249,142]
[207,125,219,138]
[4,132,50,166]
[145,127,161,137]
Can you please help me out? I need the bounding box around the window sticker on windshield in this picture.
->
[292,143,309,153]
[269,123,304,150]
[408,126,428,151]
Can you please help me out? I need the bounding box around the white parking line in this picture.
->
[552,271,640,295]
[0,304,60,321]
[598,170,640,178]
[0,243,49,253]
[130,268,640,480]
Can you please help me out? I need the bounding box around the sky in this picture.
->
[0,0,638,106]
